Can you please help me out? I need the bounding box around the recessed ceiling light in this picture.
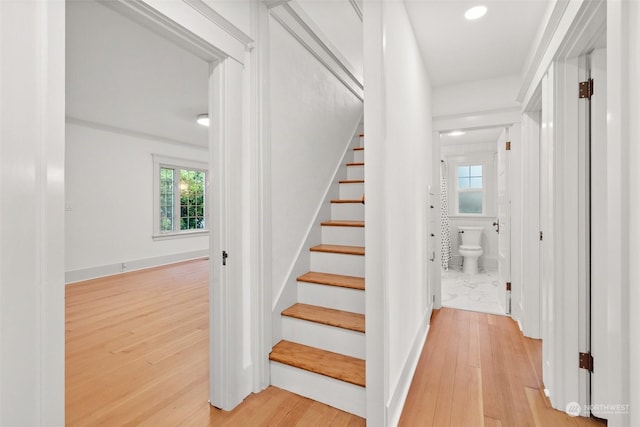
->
[465,5,487,20]
[448,130,465,136]
[197,114,209,127]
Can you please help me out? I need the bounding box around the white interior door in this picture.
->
[589,47,608,418]
[497,128,511,314]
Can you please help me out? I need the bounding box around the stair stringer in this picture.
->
[271,117,364,346]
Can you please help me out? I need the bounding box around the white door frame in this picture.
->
[83,0,270,411]
[432,112,521,317]
[496,126,512,315]
[519,0,607,415]
[519,108,541,339]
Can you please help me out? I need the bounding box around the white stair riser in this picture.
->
[339,182,364,200]
[270,362,366,417]
[347,165,364,180]
[331,203,364,221]
[358,136,364,148]
[353,150,364,163]
[297,282,365,314]
[322,226,364,246]
[311,252,364,277]
[282,317,365,359]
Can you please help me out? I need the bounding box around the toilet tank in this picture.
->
[459,226,483,246]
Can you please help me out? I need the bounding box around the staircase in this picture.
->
[269,135,366,417]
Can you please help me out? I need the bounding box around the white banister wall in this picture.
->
[364,1,434,425]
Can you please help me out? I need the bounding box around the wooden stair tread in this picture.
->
[320,220,364,228]
[282,303,365,333]
[358,133,364,137]
[270,340,366,387]
[297,271,365,290]
[331,199,363,204]
[353,147,364,151]
[346,162,364,166]
[310,244,364,256]
[339,179,364,184]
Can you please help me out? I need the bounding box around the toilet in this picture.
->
[458,226,484,275]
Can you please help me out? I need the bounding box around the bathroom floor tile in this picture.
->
[441,268,505,315]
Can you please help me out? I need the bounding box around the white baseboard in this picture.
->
[386,310,431,426]
[450,255,498,271]
[65,249,209,284]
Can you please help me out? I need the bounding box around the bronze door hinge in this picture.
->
[579,79,594,99]
[579,352,594,372]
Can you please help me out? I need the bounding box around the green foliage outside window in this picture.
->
[160,167,206,233]
[179,169,205,230]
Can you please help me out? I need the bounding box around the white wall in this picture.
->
[0,1,65,425]
[627,3,640,425]
[432,74,520,118]
[364,1,434,425]
[442,142,498,271]
[65,123,209,282]
[269,15,363,335]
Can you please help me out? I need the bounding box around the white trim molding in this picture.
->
[0,1,66,424]
[387,318,430,426]
[269,2,363,101]
[433,107,521,134]
[249,0,273,393]
[348,0,363,22]
[100,0,248,64]
[65,251,209,284]
[185,0,255,47]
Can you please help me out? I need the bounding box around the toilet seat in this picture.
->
[459,245,482,256]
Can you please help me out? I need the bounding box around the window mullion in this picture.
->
[174,168,181,232]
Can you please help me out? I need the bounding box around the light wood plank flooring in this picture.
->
[66,259,364,426]
[68,261,607,426]
[399,308,607,427]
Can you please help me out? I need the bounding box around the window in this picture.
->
[153,155,208,238]
[457,164,483,214]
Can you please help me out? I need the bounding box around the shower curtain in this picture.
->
[440,161,451,270]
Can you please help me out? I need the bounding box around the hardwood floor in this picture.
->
[398,308,607,427]
[67,261,606,426]
[66,259,364,426]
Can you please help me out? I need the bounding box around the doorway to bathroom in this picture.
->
[439,125,517,316]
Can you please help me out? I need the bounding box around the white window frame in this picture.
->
[454,161,487,216]
[152,154,209,240]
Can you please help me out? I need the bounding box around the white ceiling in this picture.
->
[66,1,549,147]
[66,1,209,148]
[440,126,505,146]
[405,0,550,87]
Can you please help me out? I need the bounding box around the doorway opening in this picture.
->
[438,125,515,316]
[64,0,233,420]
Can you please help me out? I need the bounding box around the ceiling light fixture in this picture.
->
[197,114,209,127]
[448,130,465,136]
[464,5,487,20]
